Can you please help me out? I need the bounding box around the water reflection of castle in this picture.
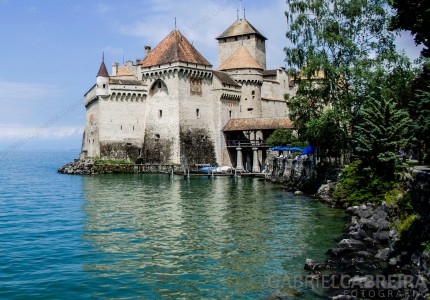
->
[81,16,295,171]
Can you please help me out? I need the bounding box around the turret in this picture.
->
[96,53,109,96]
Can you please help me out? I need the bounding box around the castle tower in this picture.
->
[139,30,214,165]
[216,18,267,70]
[96,54,109,96]
[82,55,109,159]
[218,46,264,118]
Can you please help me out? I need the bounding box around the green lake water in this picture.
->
[0,151,346,299]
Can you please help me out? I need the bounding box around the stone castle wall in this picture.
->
[261,99,289,118]
[81,20,295,166]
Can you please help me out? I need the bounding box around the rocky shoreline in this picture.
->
[304,203,420,299]
[264,157,430,298]
[303,170,430,299]
[58,159,179,175]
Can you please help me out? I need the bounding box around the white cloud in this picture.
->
[0,80,63,102]
[0,124,83,140]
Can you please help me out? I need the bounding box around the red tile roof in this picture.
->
[140,30,211,67]
[223,117,294,131]
[218,46,263,71]
[97,61,109,77]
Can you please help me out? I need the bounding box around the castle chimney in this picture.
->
[144,45,151,57]
[136,58,141,64]
[112,62,119,76]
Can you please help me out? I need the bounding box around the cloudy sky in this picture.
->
[0,0,422,151]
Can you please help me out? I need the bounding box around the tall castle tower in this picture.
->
[216,17,267,69]
[216,17,267,118]
[139,30,215,164]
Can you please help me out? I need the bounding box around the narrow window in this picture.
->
[229,110,232,118]
[159,110,162,118]
[247,108,254,111]
[133,126,135,131]
[120,125,123,130]
[196,108,200,118]
[252,91,255,96]
[158,81,162,89]
[103,84,106,88]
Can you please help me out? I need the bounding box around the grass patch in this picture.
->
[95,159,133,165]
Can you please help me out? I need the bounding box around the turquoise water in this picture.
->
[0,151,345,299]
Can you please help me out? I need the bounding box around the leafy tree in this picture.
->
[408,63,430,163]
[353,96,410,178]
[266,129,298,147]
[284,0,398,162]
[304,109,348,162]
[409,88,430,163]
[389,0,430,57]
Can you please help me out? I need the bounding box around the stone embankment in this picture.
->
[264,158,430,299]
[307,169,430,299]
[58,159,179,175]
[264,157,315,192]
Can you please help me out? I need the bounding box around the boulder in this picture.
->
[375,248,390,261]
[338,239,366,251]
[373,231,390,243]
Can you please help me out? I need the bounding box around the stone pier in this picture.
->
[236,147,243,171]
[252,148,260,173]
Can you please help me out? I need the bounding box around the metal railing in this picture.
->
[226,140,269,148]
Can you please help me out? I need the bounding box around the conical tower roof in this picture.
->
[216,18,266,40]
[218,46,263,71]
[97,56,109,77]
[141,30,212,67]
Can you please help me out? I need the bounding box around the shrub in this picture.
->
[334,160,396,206]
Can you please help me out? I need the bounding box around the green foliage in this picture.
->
[266,129,297,147]
[334,161,396,205]
[409,87,430,163]
[421,241,430,253]
[266,129,308,148]
[353,96,410,179]
[95,159,133,165]
[284,0,402,163]
[389,0,430,57]
[395,213,416,236]
[304,109,348,161]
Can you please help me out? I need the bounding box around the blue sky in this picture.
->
[0,0,422,152]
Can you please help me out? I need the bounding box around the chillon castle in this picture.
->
[82,17,295,172]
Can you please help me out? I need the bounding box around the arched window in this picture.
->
[150,80,168,96]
